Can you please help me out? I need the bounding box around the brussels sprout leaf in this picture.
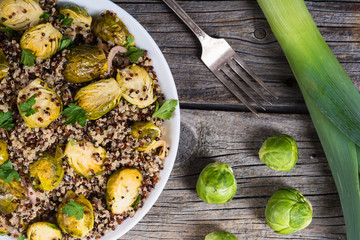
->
[58,36,74,51]
[62,201,84,220]
[124,36,135,49]
[40,12,50,20]
[125,47,144,63]
[0,161,20,183]
[58,14,73,27]
[152,100,178,120]
[0,26,15,37]
[132,195,141,208]
[17,235,26,240]
[70,139,76,146]
[62,104,87,127]
[20,94,38,117]
[21,49,36,67]
[0,110,14,130]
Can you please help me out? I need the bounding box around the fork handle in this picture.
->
[162,0,209,42]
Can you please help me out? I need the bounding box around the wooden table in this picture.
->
[113,1,359,239]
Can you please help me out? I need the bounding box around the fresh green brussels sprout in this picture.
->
[74,78,122,120]
[196,162,237,205]
[17,78,62,128]
[258,134,298,172]
[93,11,134,47]
[106,168,143,214]
[0,140,9,166]
[205,231,238,240]
[20,23,63,59]
[56,190,94,238]
[27,222,62,240]
[0,49,9,80]
[0,178,26,214]
[0,0,43,31]
[265,187,313,235]
[130,122,161,151]
[64,139,106,178]
[60,3,92,31]
[116,65,157,108]
[63,45,108,83]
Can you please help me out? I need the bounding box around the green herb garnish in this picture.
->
[58,36,74,51]
[124,36,135,49]
[132,195,141,208]
[58,14,73,27]
[70,139,76,146]
[62,201,84,220]
[20,94,38,117]
[125,46,144,63]
[152,100,178,120]
[0,26,15,37]
[39,12,50,20]
[21,49,36,67]
[0,161,20,183]
[17,235,26,240]
[62,104,87,127]
[0,110,14,130]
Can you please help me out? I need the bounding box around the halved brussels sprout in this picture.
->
[93,11,134,47]
[130,122,161,151]
[64,139,106,178]
[20,23,62,59]
[63,45,108,83]
[116,65,157,108]
[205,231,238,240]
[17,78,62,128]
[0,229,9,236]
[0,49,9,80]
[56,190,94,238]
[106,168,143,214]
[60,3,92,31]
[0,0,43,31]
[29,148,64,191]
[74,78,122,120]
[0,178,26,214]
[27,222,62,240]
[0,140,9,166]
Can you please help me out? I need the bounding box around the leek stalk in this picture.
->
[257,0,360,238]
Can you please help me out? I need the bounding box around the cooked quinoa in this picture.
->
[0,0,169,239]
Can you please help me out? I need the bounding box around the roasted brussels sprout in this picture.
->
[27,222,62,240]
[0,0,43,31]
[259,134,298,172]
[265,187,313,235]
[116,65,157,108]
[64,139,106,178]
[0,140,9,166]
[205,231,238,240]
[0,178,26,214]
[196,162,237,205]
[56,190,94,238]
[59,3,92,31]
[93,11,134,47]
[130,122,161,151]
[0,229,9,236]
[106,168,143,214]
[20,23,63,59]
[63,45,108,83]
[0,49,9,80]
[17,78,62,128]
[74,78,122,120]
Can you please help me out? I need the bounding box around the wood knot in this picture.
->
[254,28,267,39]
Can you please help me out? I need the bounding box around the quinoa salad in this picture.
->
[0,0,177,239]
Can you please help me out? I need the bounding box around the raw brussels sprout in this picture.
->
[116,65,157,108]
[130,122,161,151]
[56,190,94,238]
[20,23,63,59]
[74,78,122,120]
[59,3,92,30]
[64,139,106,178]
[17,78,62,128]
[265,187,313,234]
[0,140,9,166]
[93,11,134,47]
[0,178,26,214]
[63,45,108,83]
[106,168,143,214]
[0,49,9,80]
[258,134,298,172]
[27,222,62,240]
[29,148,64,191]
[0,0,43,31]
[205,231,238,240]
[196,162,237,205]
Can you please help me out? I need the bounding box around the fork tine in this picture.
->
[233,54,278,99]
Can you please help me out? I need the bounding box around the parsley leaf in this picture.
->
[21,49,36,67]
[62,104,87,127]
[62,201,84,220]
[20,94,38,117]
[125,47,144,63]
[152,100,178,120]
[58,36,74,51]
[124,36,135,49]
[58,14,73,27]
[0,161,20,183]
[0,26,15,37]
[17,235,26,240]
[0,110,14,130]
[132,195,141,208]
[39,12,50,20]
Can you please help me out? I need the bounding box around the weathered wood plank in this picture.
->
[121,109,345,239]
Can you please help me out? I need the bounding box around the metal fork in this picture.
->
[162,0,278,114]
